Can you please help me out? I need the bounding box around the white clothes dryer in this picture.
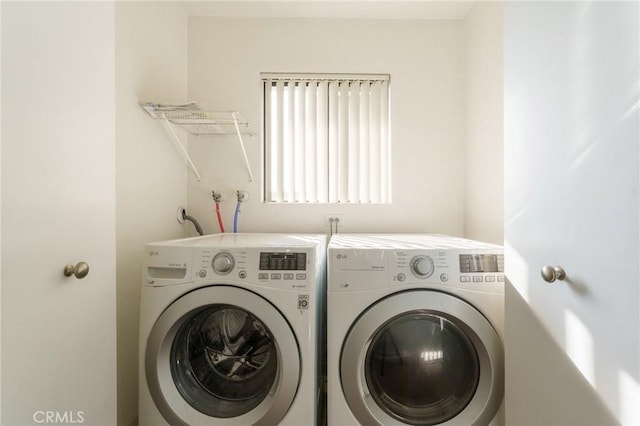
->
[327,234,504,426]
[139,233,326,426]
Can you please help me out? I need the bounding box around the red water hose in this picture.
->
[215,201,225,233]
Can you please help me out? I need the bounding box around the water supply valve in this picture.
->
[237,190,249,202]
[211,190,223,202]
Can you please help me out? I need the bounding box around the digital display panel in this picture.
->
[260,252,307,271]
[459,254,504,273]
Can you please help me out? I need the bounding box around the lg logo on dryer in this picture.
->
[336,253,348,260]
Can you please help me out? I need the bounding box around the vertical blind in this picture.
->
[263,73,390,203]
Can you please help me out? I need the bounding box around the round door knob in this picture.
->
[541,265,566,283]
[410,255,435,279]
[212,252,235,275]
[63,262,90,279]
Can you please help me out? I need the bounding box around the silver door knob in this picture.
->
[541,265,566,283]
[64,262,90,279]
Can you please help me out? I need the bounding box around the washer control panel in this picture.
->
[193,248,312,289]
[259,252,307,271]
[257,252,308,286]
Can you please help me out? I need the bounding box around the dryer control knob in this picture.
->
[212,252,235,275]
[410,255,435,279]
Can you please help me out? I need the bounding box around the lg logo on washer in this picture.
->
[33,411,85,424]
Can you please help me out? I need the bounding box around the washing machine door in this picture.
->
[341,290,503,426]
[145,285,300,425]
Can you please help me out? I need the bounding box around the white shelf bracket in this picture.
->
[159,118,202,182]
[232,113,254,182]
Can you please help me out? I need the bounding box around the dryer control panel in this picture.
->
[328,234,504,293]
[389,249,504,289]
[459,254,503,273]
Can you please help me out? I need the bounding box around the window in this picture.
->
[262,73,390,203]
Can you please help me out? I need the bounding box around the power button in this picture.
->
[440,273,449,282]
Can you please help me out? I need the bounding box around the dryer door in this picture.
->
[341,290,503,426]
[145,285,300,426]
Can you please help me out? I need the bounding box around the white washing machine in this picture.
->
[139,233,326,426]
[327,234,504,426]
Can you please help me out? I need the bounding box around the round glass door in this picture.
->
[171,305,278,418]
[365,312,480,425]
[341,290,503,426]
[146,286,300,426]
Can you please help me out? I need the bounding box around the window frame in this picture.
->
[261,73,391,204]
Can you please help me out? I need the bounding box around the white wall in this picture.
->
[462,1,503,244]
[186,17,466,236]
[115,3,188,425]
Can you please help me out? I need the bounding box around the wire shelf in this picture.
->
[141,102,254,182]
[142,103,252,136]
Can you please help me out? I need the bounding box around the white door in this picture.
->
[504,2,639,425]
[2,2,116,425]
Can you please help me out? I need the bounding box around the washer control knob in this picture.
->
[212,252,235,275]
[410,255,435,279]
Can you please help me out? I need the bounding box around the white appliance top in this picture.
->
[328,234,502,250]
[149,233,327,249]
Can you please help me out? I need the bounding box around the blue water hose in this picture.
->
[233,201,241,233]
